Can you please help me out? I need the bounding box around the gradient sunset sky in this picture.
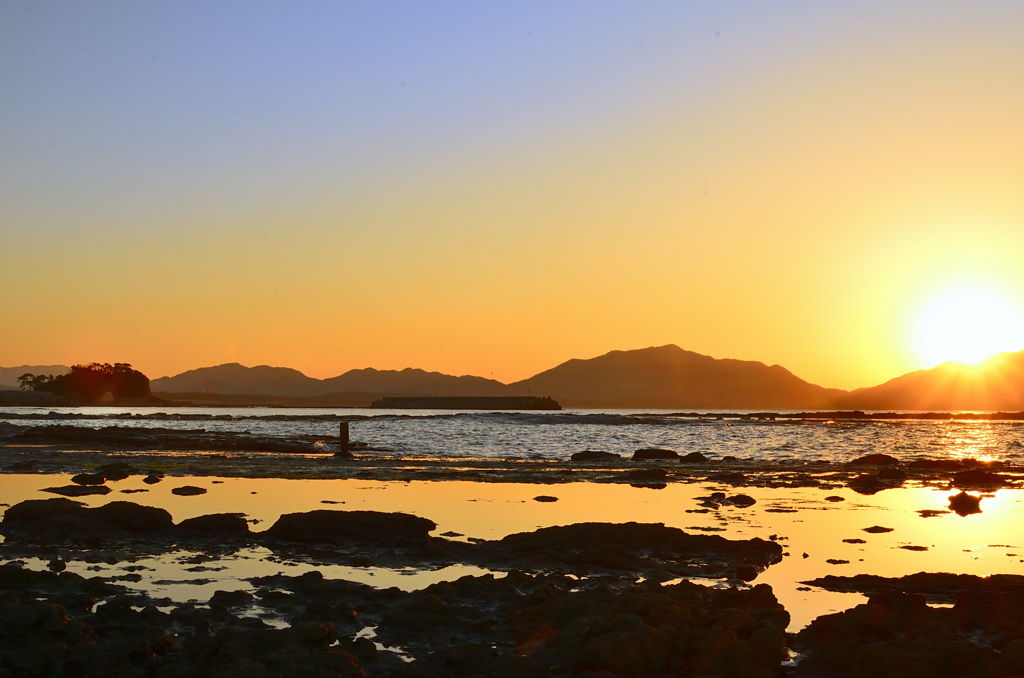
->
[3,2,1024,389]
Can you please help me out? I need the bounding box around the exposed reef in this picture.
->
[1,499,783,583]
[0,561,790,678]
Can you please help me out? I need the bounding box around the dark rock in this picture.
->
[97,462,135,481]
[43,484,111,497]
[89,501,175,532]
[479,522,784,580]
[799,571,1024,596]
[177,513,251,535]
[794,586,1024,677]
[532,495,558,503]
[877,466,907,481]
[570,450,622,462]
[862,525,893,533]
[952,469,1010,488]
[71,472,107,486]
[909,457,980,470]
[900,545,929,551]
[735,563,760,581]
[679,452,709,463]
[824,495,845,502]
[263,509,437,545]
[848,473,887,495]
[725,494,757,508]
[262,569,790,677]
[209,589,255,608]
[849,453,900,465]
[142,474,163,485]
[0,498,173,540]
[842,539,866,544]
[948,491,982,516]
[625,468,669,482]
[917,509,949,518]
[826,559,850,565]
[171,485,207,496]
[632,448,679,461]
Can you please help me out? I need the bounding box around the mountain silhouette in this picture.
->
[151,363,507,397]
[508,344,843,408]
[150,363,321,397]
[0,365,70,390]
[10,346,1024,410]
[833,350,1024,411]
[320,368,508,396]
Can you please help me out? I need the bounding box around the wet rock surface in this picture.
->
[170,485,207,496]
[849,454,900,466]
[569,451,621,462]
[1,422,333,455]
[1,501,783,582]
[952,469,1012,489]
[0,561,791,678]
[264,510,438,545]
[801,572,1024,599]
[0,563,370,678]
[176,513,251,536]
[948,490,983,516]
[249,569,790,678]
[793,587,1024,677]
[3,478,1024,676]
[0,498,175,541]
[3,433,1022,492]
[42,484,112,497]
[631,448,679,461]
[847,473,897,495]
[474,522,783,581]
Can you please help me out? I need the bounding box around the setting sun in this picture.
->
[914,288,1024,367]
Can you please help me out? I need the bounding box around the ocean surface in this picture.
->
[3,406,1024,464]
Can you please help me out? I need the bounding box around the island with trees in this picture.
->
[17,363,156,405]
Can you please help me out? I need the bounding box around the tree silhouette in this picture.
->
[19,363,150,404]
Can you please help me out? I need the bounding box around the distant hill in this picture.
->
[321,368,509,397]
[151,363,322,397]
[833,350,1024,411]
[0,365,69,390]
[508,344,844,409]
[151,363,509,397]
[19,346,1024,410]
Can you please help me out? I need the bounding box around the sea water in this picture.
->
[2,406,1024,464]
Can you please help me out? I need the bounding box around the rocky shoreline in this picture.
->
[3,444,1024,675]
[2,496,1024,676]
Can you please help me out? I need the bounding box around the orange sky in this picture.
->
[3,4,1024,389]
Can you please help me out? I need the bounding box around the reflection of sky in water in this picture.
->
[3,407,1024,463]
[4,550,498,603]
[2,474,1024,630]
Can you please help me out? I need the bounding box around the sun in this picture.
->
[914,287,1024,367]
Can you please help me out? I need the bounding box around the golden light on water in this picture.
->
[914,287,1024,367]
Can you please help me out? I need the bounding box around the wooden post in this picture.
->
[338,421,350,456]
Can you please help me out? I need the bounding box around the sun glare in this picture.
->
[914,288,1024,367]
